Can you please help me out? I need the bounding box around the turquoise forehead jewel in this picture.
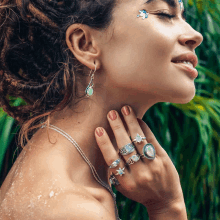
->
[137,10,149,19]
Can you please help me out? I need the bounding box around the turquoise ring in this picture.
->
[141,143,156,160]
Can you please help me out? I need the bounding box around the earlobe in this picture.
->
[65,24,101,70]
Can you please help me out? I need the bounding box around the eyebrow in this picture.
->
[144,0,186,20]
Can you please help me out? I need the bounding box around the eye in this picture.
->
[157,12,176,20]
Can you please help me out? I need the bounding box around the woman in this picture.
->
[0,0,203,219]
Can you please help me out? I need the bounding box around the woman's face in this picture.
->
[99,0,203,103]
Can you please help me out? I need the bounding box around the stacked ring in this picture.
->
[125,153,140,166]
[115,167,126,176]
[119,143,135,155]
[109,158,121,169]
[132,133,146,144]
[109,174,120,185]
[140,143,156,160]
[109,142,156,186]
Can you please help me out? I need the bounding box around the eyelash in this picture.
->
[157,12,176,20]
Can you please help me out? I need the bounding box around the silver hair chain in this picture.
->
[41,124,121,220]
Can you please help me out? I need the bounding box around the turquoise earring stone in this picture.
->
[86,86,93,96]
[143,143,156,160]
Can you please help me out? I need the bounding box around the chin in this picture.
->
[173,95,195,104]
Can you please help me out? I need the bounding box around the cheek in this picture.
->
[101,20,175,87]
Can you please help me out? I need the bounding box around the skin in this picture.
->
[0,0,204,219]
[37,0,202,184]
[14,0,203,207]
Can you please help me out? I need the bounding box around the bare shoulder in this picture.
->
[1,136,116,219]
[1,176,115,220]
[48,191,116,220]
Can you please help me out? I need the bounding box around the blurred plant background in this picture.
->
[0,0,220,219]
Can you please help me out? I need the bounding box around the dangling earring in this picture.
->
[178,0,183,10]
[85,63,97,97]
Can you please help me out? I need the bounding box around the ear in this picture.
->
[65,24,101,70]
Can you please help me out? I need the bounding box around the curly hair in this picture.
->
[0,0,116,148]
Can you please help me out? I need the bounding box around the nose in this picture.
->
[179,24,204,51]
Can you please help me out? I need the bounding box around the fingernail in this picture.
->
[96,127,104,137]
[122,106,130,116]
[108,110,117,121]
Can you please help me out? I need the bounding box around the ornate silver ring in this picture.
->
[109,158,121,169]
[109,174,120,186]
[140,143,156,160]
[126,154,141,166]
[114,167,126,176]
[132,133,146,144]
[119,143,135,156]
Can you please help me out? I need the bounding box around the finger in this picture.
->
[121,106,148,156]
[107,110,139,162]
[94,127,128,182]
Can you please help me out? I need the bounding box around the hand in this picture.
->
[94,105,185,214]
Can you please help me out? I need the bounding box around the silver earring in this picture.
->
[85,63,97,97]
[137,10,149,20]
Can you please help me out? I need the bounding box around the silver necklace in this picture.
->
[41,124,120,220]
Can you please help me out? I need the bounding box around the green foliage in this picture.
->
[0,98,25,174]
[0,0,220,219]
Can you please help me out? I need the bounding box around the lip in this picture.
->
[171,52,198,68]
[172,62,198,78]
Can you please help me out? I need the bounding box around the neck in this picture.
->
[45,91,157,187]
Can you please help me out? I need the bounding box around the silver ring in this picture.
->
[119,143,135,155]
[114,167,126,176]
[126,154,141,166]
[140,143,156,160]
[132,133,146,144]
[109,174,120,186]
[109,158,121,169]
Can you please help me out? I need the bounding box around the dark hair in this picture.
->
[0,0,116,148]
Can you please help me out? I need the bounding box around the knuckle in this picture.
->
[126,181,136,192]
[97,139,108,147]
[127,119,137,126]
[112,123,122,131]
[151,163,162,176]
[137,173,149,186]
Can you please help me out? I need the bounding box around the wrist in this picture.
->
[145,200,187,220]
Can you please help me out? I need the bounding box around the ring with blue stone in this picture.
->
[141,143,156,160]
[109,158,121,169]
[119,143,135,156]
[115,167,126,176]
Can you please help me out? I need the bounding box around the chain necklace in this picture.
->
[41,124,121,220]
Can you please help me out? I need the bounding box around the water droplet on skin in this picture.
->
[49,191,54,198]
[37,195,42,200]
